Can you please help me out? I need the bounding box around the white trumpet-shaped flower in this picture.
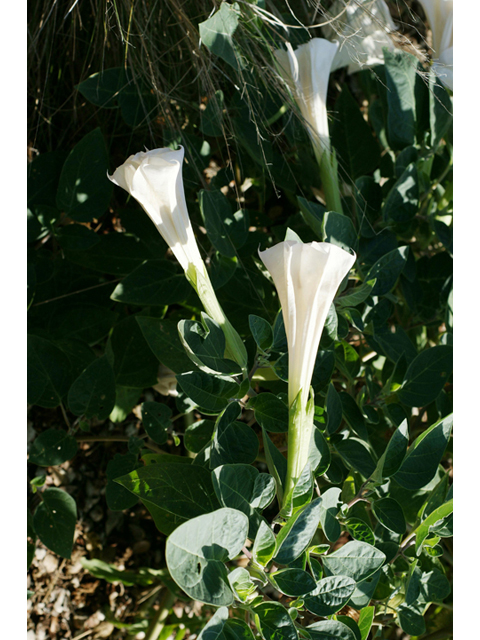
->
[109,147,205,273]
[418,0,453,91]
[323,0,398,74]
[259,240,356,500]
[109,146,248,371]
[274,38,339,164]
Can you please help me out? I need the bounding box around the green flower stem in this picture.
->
[187,264,248,374]
[316,147,343,214]
[283,390,315,506]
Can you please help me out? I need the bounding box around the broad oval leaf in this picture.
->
[254,602,298,640]
[29,428,78,467]
[166,508,248,606]
[304,575,356,616]
[33,488,77,559]
[274,498,322,565]
[269,568,316,597]
[372,498,406,534]
[393,414,453,490]
[114,462,220,535]
[307,619,358,640]
[322,541,386,583]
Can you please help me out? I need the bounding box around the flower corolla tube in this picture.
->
[418,0,453,91]
[323,0,398,74]
[109,146,247,371]
[259,240,356,499]
[274,38,339,165]
[109,146,205,273]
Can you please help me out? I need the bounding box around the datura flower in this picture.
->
[274,38,343,213]
[418,0,453,91]
[259,240,356,502]
[275,38,338,166]
[323,0,398,74]
[109,147,247,371]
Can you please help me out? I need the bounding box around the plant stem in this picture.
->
[191,266,248,374]
[316,148,343,214]
[144,588,176,640]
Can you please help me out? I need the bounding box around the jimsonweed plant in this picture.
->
[28,1,453,638]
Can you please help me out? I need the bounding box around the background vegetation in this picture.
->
[27,1,452,639]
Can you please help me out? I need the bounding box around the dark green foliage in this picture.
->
[28,2,453,637]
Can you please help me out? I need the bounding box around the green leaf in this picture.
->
[210,419,259,469]
[322,541,386,583]
[109,386,142,423]
[309,428,331,477]
[29,429,78,467]
[212,464,274,538]
[393,414,452,490]
[176,371,240,414]
[199,189,248,257]
[185,419,215,453]
[358,606,375,640]
[415,499,453,555]
[166,508,248,605]
[334,438,376,478]
[48,304,117,347]
[105,453,139,511]
[137,317,195,374]
[383,163,419,224]
[56,128,112,222]
[111,260,190,306]
[318,487,342,543]
[33,488,77,558]
[326,384,343,435]
[336,279,376,308]
[249,315,273,352]
[372,498,406,534]
[365,246,409,296]
[28,150,68,208]
[396,602,426,636]
[372,419,409,480]
[298,197,325,239]
[397,345,453,407]
[345,519,375,546]
[430,73,453,148]
[307,620,357,640]
[228,567,256,603]
[76,67,125,108]
[322,211,358,252]
[335,618,361,640]
[178,314,242,375]
[339,392,368,440]
[55,224,101,250]
[269,568,316,597]
[199,3,243,70]
[262,429,287,502]
[252,521,276,567]
[274,499,322,565]
[304,575,356,617]
[115,462,220,535]
[80,558,164,587]
[109,315,160,388]
[67,355,116,420]
[141,402,172,444]
[331,85,380,180]
[28,335,73,407]
[254,602,298,640]
[249,393,288,433]
[384,50,418,150]
[197,606,255,639]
